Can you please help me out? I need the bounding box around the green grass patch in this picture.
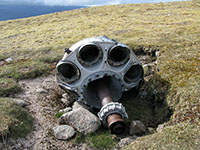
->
[73,130,118,150]
[86,130,118,150]
[124,122,200,150]
[0,78,20,97]
[0,97,32,138]
[55,112,64,118]
[0,60,50,80]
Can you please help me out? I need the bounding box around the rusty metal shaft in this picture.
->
[96,80,126,134]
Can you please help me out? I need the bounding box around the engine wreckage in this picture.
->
[56,36,144,134]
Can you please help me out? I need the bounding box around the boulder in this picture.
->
[52,125,75,140]
[60,108,101,135]
[129,120,146,135]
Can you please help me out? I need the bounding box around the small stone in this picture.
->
[147,127,156,134]
[129,120,146,135]
[61,98,72,106]
[143,64,152,76]
[59,107,72,113]
[11,98,27,107]
[5,58,13,63]
[35,88,47,94]
[61,93,74,106]
[157,124,165,132]
[117,136,137,147]
[60,108,101,135]
[155,51,161,57]
[52,125,75,140]
[72,101,91,111]
[62,93,69,99]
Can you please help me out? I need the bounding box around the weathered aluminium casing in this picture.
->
[56,36,143,109]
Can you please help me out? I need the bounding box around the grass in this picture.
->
[0,97,32,138]
[124,122,200,150]
[0,0,200,148]
[73,130,118,150]
[0,78,20,97]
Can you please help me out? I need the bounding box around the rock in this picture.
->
[157,124,165,132]
[5,58,13,63]
[155,51,161,57]
[61,93,74,106]
[143,64,152,76]
[117,136,138,147]
[35,88,47,94]
[129,120,146,135]
[52,125,75,140]
[147,127,156,134]
[11,98,27,107]
[59,107,72,113]
[72,101,91,111]
[60,108,101,135]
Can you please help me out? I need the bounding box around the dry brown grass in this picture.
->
[0,1,199,148]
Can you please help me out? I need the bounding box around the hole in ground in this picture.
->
[121,46,173,132]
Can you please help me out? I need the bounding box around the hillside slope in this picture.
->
[0,1,200,149]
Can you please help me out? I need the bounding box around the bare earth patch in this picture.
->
[2,74,91,150]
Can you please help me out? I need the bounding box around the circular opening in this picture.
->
[124,64,143,83]
[108,46,130,66]
[78,44,102,66]
[57,63,80,83]
[109,121,126,135]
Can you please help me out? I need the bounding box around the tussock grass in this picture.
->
[0,1,200,148]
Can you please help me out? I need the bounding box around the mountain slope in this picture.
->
[0,1,200,149]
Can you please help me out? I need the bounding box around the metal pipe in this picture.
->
[95,80,126,134]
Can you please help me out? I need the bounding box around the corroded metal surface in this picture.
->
[56,36,143,134]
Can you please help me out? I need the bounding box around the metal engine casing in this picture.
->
[56,36,143,109]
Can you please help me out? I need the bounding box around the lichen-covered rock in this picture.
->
[60,108,101,135]
[129,120,146,135]
[52,125,75,140]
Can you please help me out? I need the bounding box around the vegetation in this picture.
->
[124,122,200,150]
[0,78,20,97]
[73,130,118,150]
[0,98,32,138]
[0,0,199,149]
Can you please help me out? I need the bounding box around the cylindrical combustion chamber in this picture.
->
[95,80,126,134]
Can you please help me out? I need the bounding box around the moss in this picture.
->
[124,123,200,150]
[73,132,85,144]
[86,130,118,150]
[0,78,20,96]
[0,97,32,138]
[73,130,118,150]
